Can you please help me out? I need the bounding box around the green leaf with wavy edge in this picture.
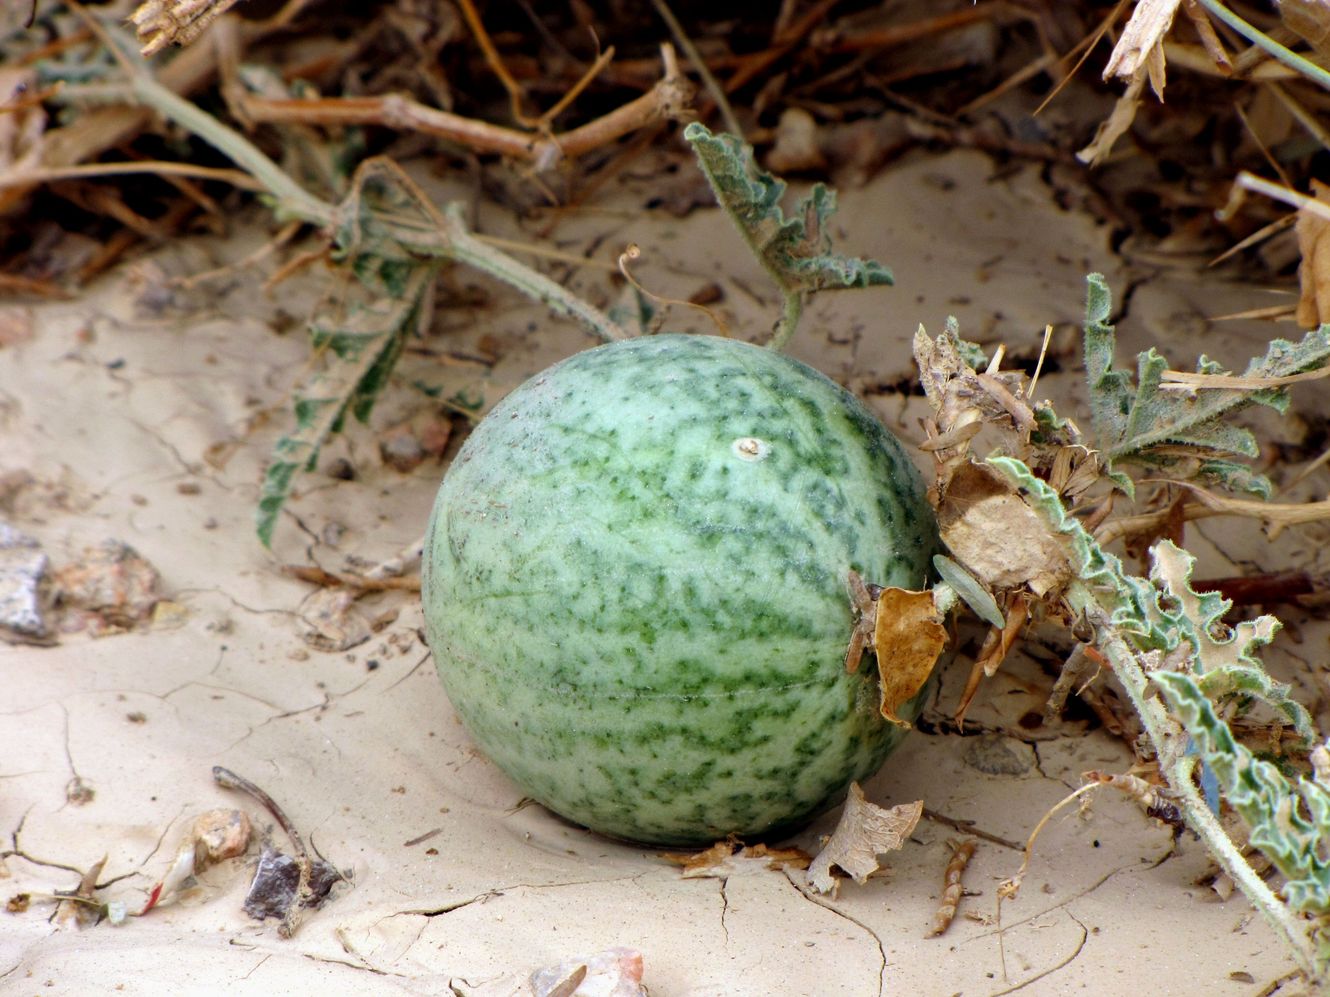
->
[1155,671,1330,915]
[1149,542,1282,672]
[256,263,437,547]
[988,456,1312,740]
[683,124,893,296]
[683,122,891,350]
[1081,274,1330,498]
[986,456,1162,638]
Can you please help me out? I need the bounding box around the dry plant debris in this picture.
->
[213,766,348,937]
[845,580,947,727]
[139,808,252,915]
[4,0,1330,990]
[806,782,922,896]
[662,839,811,879]
[927,838,977,938]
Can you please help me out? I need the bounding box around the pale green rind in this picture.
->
[422,334,938,845]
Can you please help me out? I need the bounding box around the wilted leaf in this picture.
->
[939,461,1071,598]
[872,588,946,726]
[662,840,811,879]
[806,783,922,895]
[1281,0,1330,59]
[1295,180,1330,329]
[1102,0,1179,92]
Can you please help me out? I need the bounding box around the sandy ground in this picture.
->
[2,147,1327,996]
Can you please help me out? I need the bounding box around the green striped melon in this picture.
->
[422,334,938,845]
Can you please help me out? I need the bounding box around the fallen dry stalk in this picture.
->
[235,44,693,171]
[927,838,977,937]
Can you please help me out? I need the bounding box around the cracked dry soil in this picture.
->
[3,147,1328,996]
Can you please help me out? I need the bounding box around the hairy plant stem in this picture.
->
[1063,579,1318,980]
[120,67,627,343]
[771,290,804,352]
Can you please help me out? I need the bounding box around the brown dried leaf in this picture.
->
[1296,180,1330,329]
[912,327,1031,471]
[806,783,922,894]
[939,462,1071,598]
[662,840,810,879]
[872,588,946,727]
[1281,0,1330,58]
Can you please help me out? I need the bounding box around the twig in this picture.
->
[812,6,999,54]
[234,44,692,171]
[649,0,743,138]
[0,160,265,192]
[456,0,536,127]
[1034,0,1131,116]
[725,0,838,94]
[922,808,1023,851]
[213,766,307,861]
[1235,171,1330,225]
[282,564,422,592]
[927,839,977,937]
[97,40,628,342]
[617,243,729,335]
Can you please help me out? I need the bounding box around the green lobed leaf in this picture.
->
[1149,541,1283,673]
[256,262,438,547]
[989,458,1311,740]
[682,123,893,296]
[1080,275,1330,496]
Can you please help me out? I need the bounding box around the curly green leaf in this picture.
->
[1154,671,1330,915]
